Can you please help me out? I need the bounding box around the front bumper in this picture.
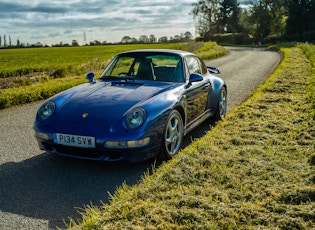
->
[34,130,162,163]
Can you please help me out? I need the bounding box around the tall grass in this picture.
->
[298,43,315,120]
[66,44,315,229]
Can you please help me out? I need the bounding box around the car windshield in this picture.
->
[100,52,184,82]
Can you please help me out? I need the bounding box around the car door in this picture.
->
[184,56,210,125]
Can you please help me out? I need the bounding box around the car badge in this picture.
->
[82,113,89,119]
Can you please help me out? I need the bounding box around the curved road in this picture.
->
[0,47,282,229]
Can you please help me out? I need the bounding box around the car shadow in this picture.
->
[0,120,213,229]
[0,153,156,229]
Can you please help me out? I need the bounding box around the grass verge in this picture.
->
[66,44,315,229]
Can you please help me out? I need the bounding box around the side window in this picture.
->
[185,56,202,75]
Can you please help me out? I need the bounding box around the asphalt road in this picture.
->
[0,47,282,229]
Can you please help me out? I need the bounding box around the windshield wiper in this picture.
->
[100,76,136,82]
[121,77,136,82]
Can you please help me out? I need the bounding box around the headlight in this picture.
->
[125,108,146,129]
[38,101,56,121]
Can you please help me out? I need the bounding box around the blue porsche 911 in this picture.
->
[34,49,227,162]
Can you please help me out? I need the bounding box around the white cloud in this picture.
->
[0,0,196,45]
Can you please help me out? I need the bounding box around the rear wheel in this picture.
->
[212,87,227,122]
[159,110,184,160]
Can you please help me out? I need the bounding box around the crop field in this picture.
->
[0,42,226,109]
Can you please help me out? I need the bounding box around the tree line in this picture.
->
[0,31,194,49]
[120,32,194,44]
[191,0,315,44]
[0,35,23,48]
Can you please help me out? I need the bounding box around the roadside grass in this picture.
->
[0,76,87,109]
[0,42,226,109]
[66,44,315,229]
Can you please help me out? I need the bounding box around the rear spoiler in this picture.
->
[207,66,220,74]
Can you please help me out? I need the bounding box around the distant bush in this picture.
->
[194,42,227,59]
[210,33,253,45]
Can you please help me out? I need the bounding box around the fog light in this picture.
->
[105,141,127,148]
[105,137,150,149]
[35,131,50,140]
[127,137,150,148]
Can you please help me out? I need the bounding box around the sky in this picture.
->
[0,0,198,46]
[0,0,251,46]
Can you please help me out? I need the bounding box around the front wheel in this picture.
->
[211,87,227,122]
[159,110,184,160]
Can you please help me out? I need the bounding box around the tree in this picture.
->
[149,34,156,43]
[130,37,138,43]
[3,35,7,47]
[191,0,220,40]
[285,0,315,37]
[121,36,131,43]
[0,36,2,47]
[184,31,194,41]
[191,0,241,38]
[72,40,79,46]
[218,0,241,33]
[267,0,287,35]
[158,36,168,43]
[237,0,287,43]
[139,35,149,43]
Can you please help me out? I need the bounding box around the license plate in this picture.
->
[55,133,95,148]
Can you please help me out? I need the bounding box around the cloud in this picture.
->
[0,0,196,45]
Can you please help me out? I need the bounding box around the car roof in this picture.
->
[118,49,196,58]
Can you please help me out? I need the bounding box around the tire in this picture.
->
[159,110,184,160]
[211,87,227,122]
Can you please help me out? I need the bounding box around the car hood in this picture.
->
[53,81,174,126]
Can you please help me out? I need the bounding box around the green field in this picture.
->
[0,44,184,79]
[0,42,226,109]
[65,43,314,229]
